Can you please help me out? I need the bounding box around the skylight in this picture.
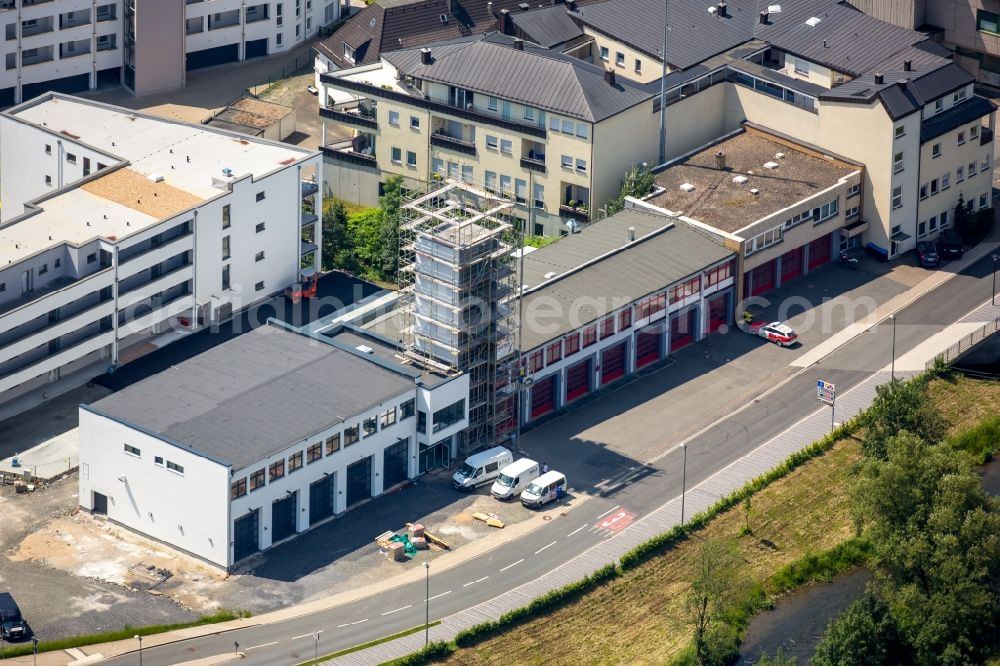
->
[805,16,821,27]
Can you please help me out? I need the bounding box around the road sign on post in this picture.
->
[817,380,835,405]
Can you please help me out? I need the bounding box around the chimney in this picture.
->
[604,69,616,86]
[566,0,576,9]
[874,72,884,84]
[513,37,524,50]
[499,8,512,34]
[518,2,530,10]
[715,151,726,171]
[822,39,827,48]
[717,2,727,18]
[898,78,908,91]
[627,226,636,242]
[759,9,768,24]
[903,59,912,71]
[487,0,493,13]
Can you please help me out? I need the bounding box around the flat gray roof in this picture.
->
[89,325,416,471]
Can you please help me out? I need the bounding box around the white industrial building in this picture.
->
[0,93,321,407]
[79,322,469,568]
[0,0,340,104]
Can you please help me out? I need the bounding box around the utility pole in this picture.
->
[680,443,687,524]
[658,0,670,164]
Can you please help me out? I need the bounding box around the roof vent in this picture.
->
[604,69,616,86]
[420,47,432,65]
[767,4,781,12]
[750,188,760,196]
[708,5,717,13]
[732,175,748,184]
[543,271,558,279]
[763,161,779,169]
[513,37,524,50]
[759,9,769,24]
[487,0,493,12]
[518,1,530,9]
[627,226,636,242]
[222,167,233,177]
[680,183,695,192]
[147,173,164,183]
[805,16,821,26]
[356,345,374,354]
[903,59,912,71]
[775,152,785,159]
[715,151,726,170]
[874,72,884,84]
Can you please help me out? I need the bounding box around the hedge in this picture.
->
[381,641,454,666]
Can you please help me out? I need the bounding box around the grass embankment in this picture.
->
[421,374,999,666]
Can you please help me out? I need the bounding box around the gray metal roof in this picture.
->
[518,209,733,350]
[821,60,974,120]
[921,96,997,143]
[384,33,652,121]
[90,325,416,471]
[511,5,583,48]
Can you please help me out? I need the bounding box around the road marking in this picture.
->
[597,508,636,533]
[499,558,524,572]
[594,505,620,520]
[382,604,413,616]
[463,576,489,587]
[337,623,350,628]
[535,540,557,554]
[426,590,451,602]
[350,618,369,625]
[245,642,278,651]
[292,632,313,640]
[567,525,586,537]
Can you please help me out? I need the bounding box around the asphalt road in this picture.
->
[105,253,999,666]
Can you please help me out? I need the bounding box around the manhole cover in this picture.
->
[543,516,552,521]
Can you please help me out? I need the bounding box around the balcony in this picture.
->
[245,4,269,23]
[320,106,377,131]
[301,180,319,198]
[118,263,193,309]
[208,10,239,30]
[520,156,545,174]
[302,211,318,227]
[118,291,192,337]
[982,127,994,146]
[59,39,91,59]
[21,17,54,37]
[96,5,116,22]
[21,45,54,66]
[0,327,114,394]
[0,298,115,367]
[322,137,377,168]
[59,10,91,30]
[431,130,476,156]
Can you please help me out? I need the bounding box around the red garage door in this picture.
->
[530,374,557,419]
[781,246,803,284]
[748,259,777,297]
[670,309,697,352]
[707,291,729,334]
[635,324,663,369]
[808,234,832,270]
[601,342,627,385]
[565,359,592,402]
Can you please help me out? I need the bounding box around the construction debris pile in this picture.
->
[375,523,451,562]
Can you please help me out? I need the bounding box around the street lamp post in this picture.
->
[423,562,430,646]
[313,631,322,660]
[992,255,999,306]
[135,635,143,666]
[680,443,688,524]
[889,314,897,381]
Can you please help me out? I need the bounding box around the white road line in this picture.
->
[426,590,452,602]
[337,623,350,628]
[594,505,620,520]
[291,632,313,640]
[499,559,524,572]
[350,618,369,625]
[463,576,489,587]
[381,604,413,616]
[535,540,557,555]
[567,525,586,537]
[245,642,278,651]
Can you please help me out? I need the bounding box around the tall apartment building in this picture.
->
[0,93,321,407]
[0,0,339,105]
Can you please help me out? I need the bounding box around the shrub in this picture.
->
[768,538,871,594]
[948,416,1000,464]
[381,641,454,666]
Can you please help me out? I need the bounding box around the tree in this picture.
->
[321,198,353,272]
[684,538,745,665]
[856,378,946,459]
[812,594,907,666]
[347,208,384,279]
[851,432,1000,664]
[606,163,656,216]
[752,648,797,665]
[375,176,404,282]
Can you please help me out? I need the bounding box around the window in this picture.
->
[222,265,231,290]
[958,130,966,145]
[231,478,247,499]
[636,293,666,319]
[894,125,905,139]
[981,193,989,209]
[343,42,355,63]
[634,58,642,73]
[529,349,544,372]
[576,158,587,173]
[45,144,52,155]
[575,123,588,139]
[619,308,632,330]
[344,424,359,445]
[87,253,97,264]
[929,214,938,232]
[485,171,497,193]
[971,125,980,140]
[615,52,625,67]
[978,9,1000,33]
[381,407,397,428]
[562,119,573,134]
[957,166,965,182]
[124,444,141,457]
[969,161,978,177]
[500,138,512,154]
[401,398,415,419]
[846,205,860,218]
[388,110,399,126]
[38,263,47,275]
[954,88,967,103]
[745,227,782,255]
[488,96,498,111]
[462,165,473,183]
[920,184,929,200]
[408,115,420,130]
[391,146,402,164]
[325,432,340,455]
[600,315,615,340]
[893,152,904,173]
[66,153,77,165]
[363,416,377,437]
[930,178,939,195]
[276,33,282,45]
[793,59,809,76]
[249,468,266,491]
[932,143,941,158]
[486,135,498,150]
[847,183,860,197]
[222,235,231,260]
[500,174,511,195]
[582,324,597,347]
[222,204,231,229]
[515,178,527,204]
[432,399,465,432]
[942,173,950,190]
[406,151,416,167]
[255,281,265,292]
[940,210,949,228]
[918,220,927,238]
[561,154,572,169]
[599,46,609,61]
[254,250,265,263]
[256,222,265,232]
[565,332,580,356]
[288,451,303,472]
[892,186,903,209]
[307,443,323,463]
[968,198,976,212]
[523,106,534,121]
[669,277,700,302]
[44,175,52,186]
[549,116,560,131]
[534,222,544,236]
[417,411,426,434]
[705,261,733,286]
[269,460,285,481]
[983,154,991,172]
[256,191,266,202]
[546,341,562,364]
[935,99,944,113]
[533,182,544,209]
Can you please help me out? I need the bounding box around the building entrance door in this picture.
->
[419,438,450,474]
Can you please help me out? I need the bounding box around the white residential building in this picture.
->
[79,323,469,568]
[0,93,321,407]
[0,0,340,103]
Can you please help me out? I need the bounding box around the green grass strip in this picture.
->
[296,621,443,666]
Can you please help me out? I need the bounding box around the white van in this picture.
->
[520,471,568,508]
[491,458,540,500]
[452,446,513,490]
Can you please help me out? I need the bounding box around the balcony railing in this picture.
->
[321,142,378,168]
[981,127,994,146]
[559,204,590,221]
[431,130,476,156]
[520,156,545,173]
[320,106,377,130]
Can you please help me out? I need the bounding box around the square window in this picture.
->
[388,110,399,126]
[969,161,978,177]
[486,135,498,150]
[391,146,402,163]
[561,119,573,134]
[406,151,416,167]
[546,341,562,364]
[87,253,97,264]
[401,398,415,419]
[564,332,580,356]
[488,96,498,111]
[561,155,572,168]
[231,478,247,499]
[920,184,928,199]
[932,143,941,158]
[38,263,47,275]
[44,175,52,186]
[615,52,625,67]
[600,315,614,340]
[409,116,420,130]
[307,443,322,463]
[255,281,265,291]
[935,99,944,113]
[971,125,980,139]
[576,158,586,173]
[288,451,303,472]
[344,424,359,445]
[599,46,609,61]
[249,468,266,491]
[500,139,512,154]
[44,144,51,155]
[269,459,285,481]
[381,407,397,428]
[954,88,967,103]
[363,416,377,437]
[325,432,340,455]
[523,106,534,121]
[894,126,905,139]
[256,191,266,201]
[794,59,809,76]
[619,308,632,330]
[575,124,588,139]
[583,324,597,347]
[255,250,265,262]
[982,154,991,172]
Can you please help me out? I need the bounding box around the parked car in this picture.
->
[0,593,29,641]
[748,321,799,347]
[937,228,964,259]
[307,85,319,95]
[916,240,940,267]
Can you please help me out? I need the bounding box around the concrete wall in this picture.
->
[591,100,660,217]
[582,27,662,84]
[132,0,184,96]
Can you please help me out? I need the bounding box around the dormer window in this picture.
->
[343,42,355,63]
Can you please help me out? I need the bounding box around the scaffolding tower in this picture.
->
[398,179,521,456]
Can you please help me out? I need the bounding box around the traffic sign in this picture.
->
[817,380,835,406]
